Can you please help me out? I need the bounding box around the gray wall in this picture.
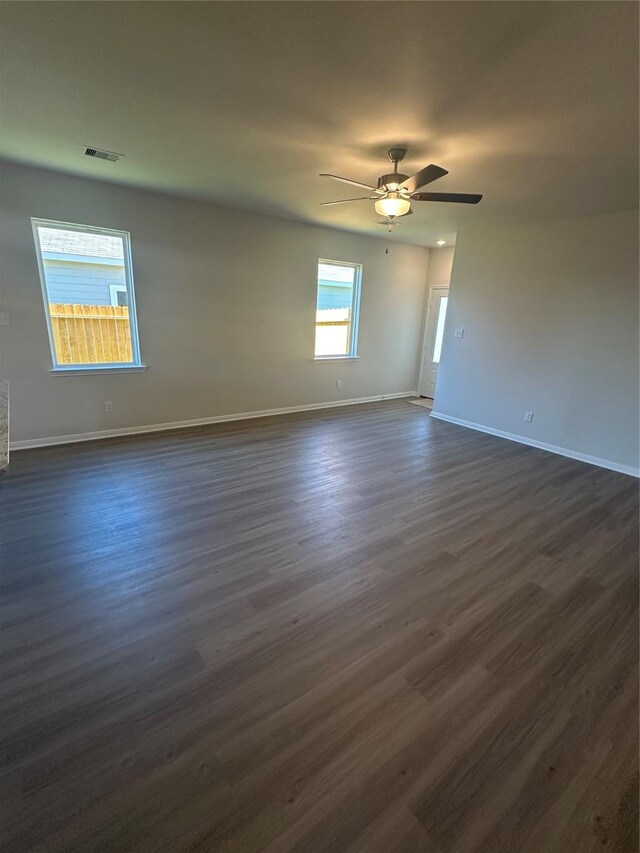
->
[0,160,431,444]
[426,246,454,288]
[433,209,639,472]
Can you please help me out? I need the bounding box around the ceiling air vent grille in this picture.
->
[84,147,123,163]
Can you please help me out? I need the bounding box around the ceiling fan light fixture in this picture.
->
[320,148,481,219]
[374,193,411,218]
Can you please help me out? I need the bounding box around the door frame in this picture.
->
[417,284,449,398]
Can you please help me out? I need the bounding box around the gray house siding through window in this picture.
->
[43,257,126,306]
[316,279,352,311]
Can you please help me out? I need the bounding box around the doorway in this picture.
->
[418,286,449,399]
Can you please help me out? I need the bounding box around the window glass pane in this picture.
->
[432,296,448,363]
[315,261,359,357]
[33,221,141,367]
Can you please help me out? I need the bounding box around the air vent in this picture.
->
[84,147,123,163]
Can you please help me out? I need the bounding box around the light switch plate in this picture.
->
[0,312,10,326]
[454,328,464,338]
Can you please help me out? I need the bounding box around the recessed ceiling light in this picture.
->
[436,240,446,246]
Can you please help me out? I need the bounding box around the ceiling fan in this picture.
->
[320,146,482,229]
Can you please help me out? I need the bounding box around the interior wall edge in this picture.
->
[0,156,435,251]
[9,391,417,451]
[433,209,639,471]
[430,411,640,478]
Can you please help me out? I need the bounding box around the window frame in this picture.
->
[431,295,449,364]
[109,283,128,307]
[31,218,143,373]
[314,258,362,361]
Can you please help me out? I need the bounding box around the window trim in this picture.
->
[314,258,362,360]
[49,365,148,376]
[31,218,143,372]
[109,283,128,307]
[312,355,360,362]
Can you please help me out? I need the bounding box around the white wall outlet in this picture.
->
[524,411,533,422]
[454,328,464,338]
[336,380,342,391]
[0,312,10,326]
[104,401,114,413]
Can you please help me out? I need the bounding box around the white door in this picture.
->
[418,286,449,398]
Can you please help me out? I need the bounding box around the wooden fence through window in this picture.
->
[49,303,133,364]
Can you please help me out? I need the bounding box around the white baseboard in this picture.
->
[10,392,416,451]
[430,411,639,478]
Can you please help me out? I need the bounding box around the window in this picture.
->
[109,284,128,307]
[432,296,448,363]
[32,219,142,371]
[314,259,361,358]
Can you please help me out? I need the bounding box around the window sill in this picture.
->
[49,365,148,376]
[313,356,360,362]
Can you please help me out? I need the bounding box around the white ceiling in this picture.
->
[0,2,637,247]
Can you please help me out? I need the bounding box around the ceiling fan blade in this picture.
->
[399,164,448,194]
[321,196,377,206]
[411,192,483,204]
[319,173,379,192]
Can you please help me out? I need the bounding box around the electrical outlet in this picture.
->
[104,401,114,413]
[454,328,464,338]
[0,312,10,326]
[336,380,342,391]
[524,411,533,422]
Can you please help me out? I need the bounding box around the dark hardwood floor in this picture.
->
[1,400,638,853]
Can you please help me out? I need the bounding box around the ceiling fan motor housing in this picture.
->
[377,173,409,190]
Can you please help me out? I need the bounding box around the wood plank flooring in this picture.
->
[1,400,638,852]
